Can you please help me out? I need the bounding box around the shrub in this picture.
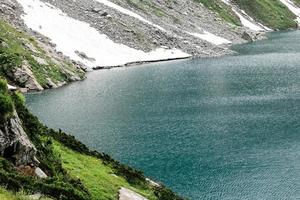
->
[0,79,8,93]
[0,93,14,119]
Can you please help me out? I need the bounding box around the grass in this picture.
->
[194,0,242,26]
[0,79,14,120]
[53,141,157,200]
[233,0,298,30]
[0,187,52,200]
[124,0,181,24]
[0,86,182,200]
[0,19,85,88]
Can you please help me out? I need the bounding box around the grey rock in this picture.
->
[35,167,48,178]
[119,187,148,200]
[100,11,108,16]
[31,55,48,65]
[75,50,96,62]
[12,61,44,91]
[0,111,37,166]
[91,7,101,13]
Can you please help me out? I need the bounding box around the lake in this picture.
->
[26,30,300,199]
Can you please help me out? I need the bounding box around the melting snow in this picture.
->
[221,0,269,31]
[17,0,190,68]
[279,0,300,23]
[94,0,165,31]
[186,28,231,45]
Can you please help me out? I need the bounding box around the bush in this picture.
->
[0,49,22,78]
[0,79,8,93]
[0,93,14,119]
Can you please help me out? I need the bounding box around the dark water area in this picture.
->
[26,31,300,199]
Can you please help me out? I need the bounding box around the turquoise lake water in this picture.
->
[26,31,300,199]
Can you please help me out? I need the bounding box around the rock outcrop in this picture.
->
[119,187,148,200]
[0,111,37,166]
[9,61,44,91]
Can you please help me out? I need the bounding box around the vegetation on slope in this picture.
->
[194,0,242,26]
[233,0,297,30]
[53,142,157,200]
[0,78,183,200]
[0,79,14,121]
[0,187,52,200]
[0,20,85,89]
[124,0,181,24]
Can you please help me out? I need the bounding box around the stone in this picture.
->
[100,11,108,17]
[146,178,161,187]
[28,193,42,200]
[75,50,96,62]
[23,42,39,54]
[7,84,17,91]
[46,78,58,89]
[35,167,47,178]
[0,111,37,166]
[119,187,148,200]
[12,61,44,91]
[91,7,101,13]
[31,55,48,65]
[241,31,254,41]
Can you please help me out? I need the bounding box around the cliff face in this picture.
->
[0,111,37,166]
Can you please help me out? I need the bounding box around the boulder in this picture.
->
[75,50,96,62]
[35,167,47,178]
[119,187,148,200]
[91,7,101,13]
[12,61,44,91]
[0,111,37,166]
[31,55,48,65]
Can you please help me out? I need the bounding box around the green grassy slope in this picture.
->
[0,187,52,200]
[233,0,297,30]
[0,81,183,200]
[194,0,242,26]
[53,142,157,200]
[0,20,85,89]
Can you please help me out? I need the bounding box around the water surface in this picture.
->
[26,31,300,200]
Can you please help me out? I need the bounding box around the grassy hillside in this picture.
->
[194,0,242,26]
[0,187,52,200]
[233,0,298,30]
[0,79,182,200]
[53,142,157,200]
[0,20,85,90]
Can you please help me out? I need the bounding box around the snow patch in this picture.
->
[221,0,270,31]
[94,0,165,31]
[186,28,231,45]
[279,0,300,23]
[17,0,190,68]
[7,84,17,90]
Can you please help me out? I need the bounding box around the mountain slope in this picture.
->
[0,79,182,200]
[232,0,297,30]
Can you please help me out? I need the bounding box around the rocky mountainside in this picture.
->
[1,0,300,88]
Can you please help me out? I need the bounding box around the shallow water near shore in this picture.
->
[26,30,300,200]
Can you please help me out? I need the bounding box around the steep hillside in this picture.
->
[0,79,182,200]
